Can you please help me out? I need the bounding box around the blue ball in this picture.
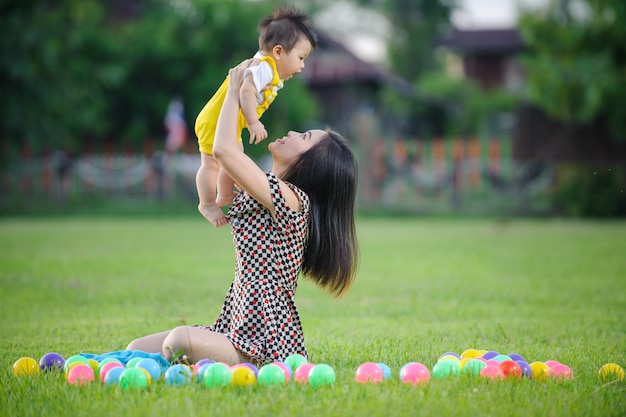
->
[104,367,125,386]
[136,358,162,382]
[164,364,193,386]
[377,363,392,379]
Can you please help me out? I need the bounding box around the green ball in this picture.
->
[308,364,335,388]
[462,359,487,376]
[257,364,286,386]
[284,354,308,372]
[204,363,232,388]
[432,360,461,379]
[125,357,144,368]
[119,367,149,390]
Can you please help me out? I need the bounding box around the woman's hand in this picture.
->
[227,58,258,92]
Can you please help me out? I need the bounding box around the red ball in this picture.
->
[498,360,523,379]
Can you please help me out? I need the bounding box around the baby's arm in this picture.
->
[239,74,268,145]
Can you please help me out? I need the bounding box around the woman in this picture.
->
[126,59,359,365]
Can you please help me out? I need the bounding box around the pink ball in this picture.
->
[485,360,500,367]
[68,364,94,386]
[99,362,124,383]
[293,363,315,384]
[355,362,384,384]
[544,360,561,368]
[548,364,573,380]
[479,365,504,380]
[399,362,430,385]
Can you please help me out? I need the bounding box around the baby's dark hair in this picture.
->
[258,5,317,52]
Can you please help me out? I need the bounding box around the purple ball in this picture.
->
[508,353,526,362]
[515,360,533,378]
[196,359,215,368]
[39,352,65,371]
[482,351,499,360]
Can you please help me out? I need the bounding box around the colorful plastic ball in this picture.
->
[204,363,232,388]
[165,364,193,386]
[120,367,149,390]
[480,365,504,380]
[438,351,461,361]
[241,362,259,377]
[529,362,550,382]
[97,358,122,374]
[462,359,487,377]
[196,363,213,383]
[284,353,308,372]
[257,364,287,386]
[492,354,512,363]
[438,355,462,366]
[498,360,523,379]
[544,360,561,368]
[125,357,144,368]
[39,352,65,372]
[67,364,94,386]
[548,364,573,380]
[64,355,90,373]
[508,353,526,362]
[432,360,461,379]
[104,367,125,386]
[196,359,215,368]
[461,349,481,359]
[515,361,532,378]
[293,363,315,384]
[598,363,625,383]
[377,363,392,379]
[99,362,124,383]
[399,362,430,385]
[485,360,500,367]
[355,362,384,384]
[272,361,292,382]
[136,358,161,382]
[482,351,499,360]
[231,365,256,387]
[308,364,336,388]
[13,357,40,377]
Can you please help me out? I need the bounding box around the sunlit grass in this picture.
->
[1,217,625,417]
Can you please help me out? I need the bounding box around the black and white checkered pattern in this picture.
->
[206,172,309,363]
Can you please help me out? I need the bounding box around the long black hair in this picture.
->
[282,129,359,297]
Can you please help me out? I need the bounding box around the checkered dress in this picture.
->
[207,172,310,363]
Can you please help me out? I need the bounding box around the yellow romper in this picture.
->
[195,56,282,155]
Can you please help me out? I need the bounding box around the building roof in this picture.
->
[439,28,526,55]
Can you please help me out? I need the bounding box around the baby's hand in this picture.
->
[248,121,268,144]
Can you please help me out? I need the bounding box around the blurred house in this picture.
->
[301,29,417,135]
[440,27,626,163]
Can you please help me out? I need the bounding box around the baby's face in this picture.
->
[275,36,312,80]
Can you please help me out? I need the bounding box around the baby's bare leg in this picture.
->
[196,152,228,227]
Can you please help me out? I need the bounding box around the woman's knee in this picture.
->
[162,326,193,357]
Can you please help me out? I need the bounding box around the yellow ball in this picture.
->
[598,363,625,383]
[438,355,461,366]
[530,361,550,382]
[231,365,256,387]
[13,357,40,377]
[88,359,99,372]
[461,349,481,360]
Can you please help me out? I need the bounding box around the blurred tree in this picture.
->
[0,0,319,159]
[519,0,626,141]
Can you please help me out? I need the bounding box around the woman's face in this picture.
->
[269,130,326,165]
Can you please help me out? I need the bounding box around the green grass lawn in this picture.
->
[1,217,625,417]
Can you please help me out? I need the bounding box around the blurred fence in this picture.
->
[0,136,555,215]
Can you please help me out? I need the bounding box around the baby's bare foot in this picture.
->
[198,202,228,227]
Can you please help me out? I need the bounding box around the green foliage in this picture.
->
[553,164,626,217]
[518,0,626,140]
[0,0,320,157]
[416,72,518,136]
[1,218,625,416]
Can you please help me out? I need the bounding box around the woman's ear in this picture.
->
[272,45,283,60]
